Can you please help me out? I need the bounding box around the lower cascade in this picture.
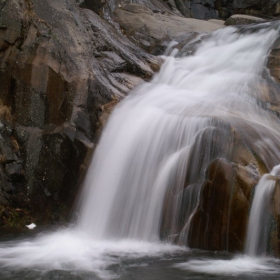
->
[0,20,280,279]
[245,165,280,256]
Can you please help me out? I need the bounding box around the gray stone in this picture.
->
[115,4,224,52]
[225,14,265,26]
[0,139,17,163]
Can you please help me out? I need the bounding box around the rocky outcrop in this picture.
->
[161,111,280,252]
[115,4,223,53]
[225,14,265,25]
[0,0,162,225]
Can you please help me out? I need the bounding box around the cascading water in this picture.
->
[78,20,280,243]
[245,165,280,256]
[0,21,279,279]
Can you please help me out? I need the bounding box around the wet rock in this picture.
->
[97,0,178,19]
[0,0,164,224]
[225,14,265,25]
[187,158,258,251]
[190,2,218,20]
[0,138,17,163]
[268,39,280,84]
[4,162,23,179]
[115,4,224,53]
[232,0,279,15]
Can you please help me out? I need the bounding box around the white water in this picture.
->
[175,255,280,276]
[0,229,185,279]
[0,21,280,278]
[245,165,280,256]
[78,21,280,242]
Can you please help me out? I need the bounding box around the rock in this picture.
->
[271,180,280,256]
[232,0,279,15]
[216,0,280,19]
[208,19,225,27]
[115,4,224,53]
[186,159,258,251]
[225,14,265,26]
[0,0,164,224]
[15,126,43,195]
[268,39,280,83]
[4,162,23,181]
[190,2,218,20]
[80,0,180,28]
[0,138,17,163]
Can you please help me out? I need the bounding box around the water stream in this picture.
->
[245,165,280,256]
[0,21,280,279]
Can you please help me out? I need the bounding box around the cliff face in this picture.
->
[0,0,162,225]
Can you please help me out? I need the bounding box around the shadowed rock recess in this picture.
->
[1,0,280,255]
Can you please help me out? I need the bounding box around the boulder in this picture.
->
[190,0,218,20]
[225,14,265,26]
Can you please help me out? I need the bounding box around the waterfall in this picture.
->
[77,21,280,243]
[0,21,279,277]
[245,165,280,256]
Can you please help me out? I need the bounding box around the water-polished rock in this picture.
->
[225,14,265,26]
[115,4,224,53]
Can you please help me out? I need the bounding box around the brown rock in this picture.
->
[0,0,162,224]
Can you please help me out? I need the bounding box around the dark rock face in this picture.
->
[0,0,161,225]
[192,0,280,20]
[215,0,280,19]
